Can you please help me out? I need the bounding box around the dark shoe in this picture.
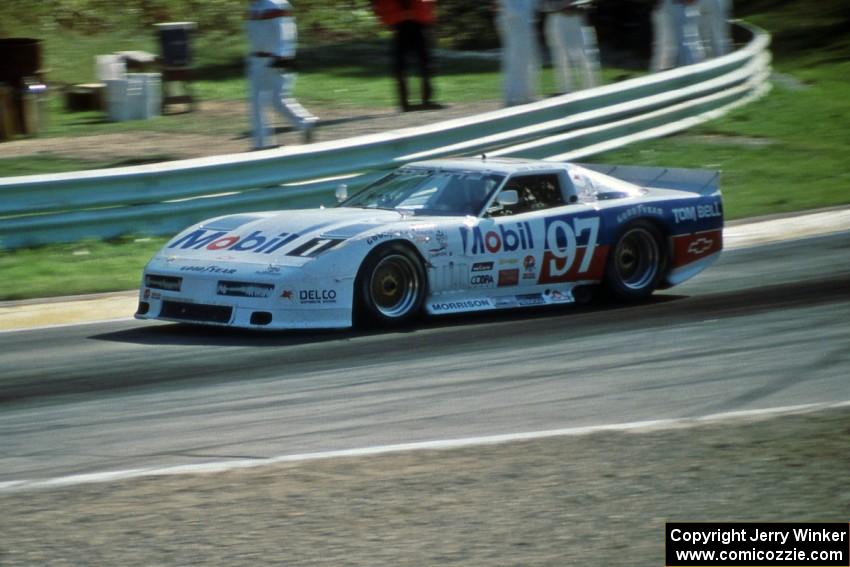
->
[301,118,318,143]
[420,102,446,110]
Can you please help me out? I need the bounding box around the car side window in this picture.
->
[491,174,565,216]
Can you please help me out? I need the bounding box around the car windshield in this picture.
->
[340,169,505,217]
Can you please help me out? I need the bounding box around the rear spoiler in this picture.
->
[579,163,721,196]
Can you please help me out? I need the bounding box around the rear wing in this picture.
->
[579,164,721,196]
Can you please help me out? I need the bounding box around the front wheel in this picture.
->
[602,221,667,301]
[355,243,426,326]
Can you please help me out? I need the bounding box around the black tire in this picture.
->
[602,220,667,301]
[355,243,426,326]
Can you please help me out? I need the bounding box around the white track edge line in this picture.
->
[2,400,848,493]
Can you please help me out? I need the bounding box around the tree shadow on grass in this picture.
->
[769,21,850,60]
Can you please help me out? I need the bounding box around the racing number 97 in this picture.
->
[545,217,600,277]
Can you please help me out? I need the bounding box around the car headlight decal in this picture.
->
[216,281,275,298]
[144,274,182,291]
[287,238,346,258]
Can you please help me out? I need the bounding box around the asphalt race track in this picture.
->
[1,231,848,486]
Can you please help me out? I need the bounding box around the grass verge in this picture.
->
[0,238,165,301]
[594,64,850,219]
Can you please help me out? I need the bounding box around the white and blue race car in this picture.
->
[136,157,723,329]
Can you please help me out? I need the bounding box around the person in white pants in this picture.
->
[651,0,704,71]
[541,0,599,94]
[671,0,705,66]
[698,0,732,57]
[651,0,674,71]
[246,0,318,150]
[496,0,541,106]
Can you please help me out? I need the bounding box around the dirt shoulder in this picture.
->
[0,100,503,164]
[1,407,847,566]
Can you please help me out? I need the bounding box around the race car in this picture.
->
[136,157,723,329]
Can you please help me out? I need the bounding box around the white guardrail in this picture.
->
[0,24,770,249]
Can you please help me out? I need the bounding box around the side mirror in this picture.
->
[496,189,519,206]
[335,184,349,203]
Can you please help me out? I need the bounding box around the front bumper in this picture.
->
[136,264,353,330]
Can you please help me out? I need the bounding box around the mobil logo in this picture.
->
[168,228,300,254]
[459,221,534,255]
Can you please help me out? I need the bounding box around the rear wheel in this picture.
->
[603,220,666,301]
[355,243,426,326]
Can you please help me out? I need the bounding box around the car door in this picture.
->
[466,173,606,290]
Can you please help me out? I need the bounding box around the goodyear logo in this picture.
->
[168,229,299,254]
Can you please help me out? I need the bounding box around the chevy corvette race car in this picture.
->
[136,157,723,329]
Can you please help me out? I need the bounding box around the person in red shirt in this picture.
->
[372,0,443,111]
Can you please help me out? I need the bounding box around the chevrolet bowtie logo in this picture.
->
[688,238,714,255]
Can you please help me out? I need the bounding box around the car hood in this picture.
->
[156,207,416,265]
